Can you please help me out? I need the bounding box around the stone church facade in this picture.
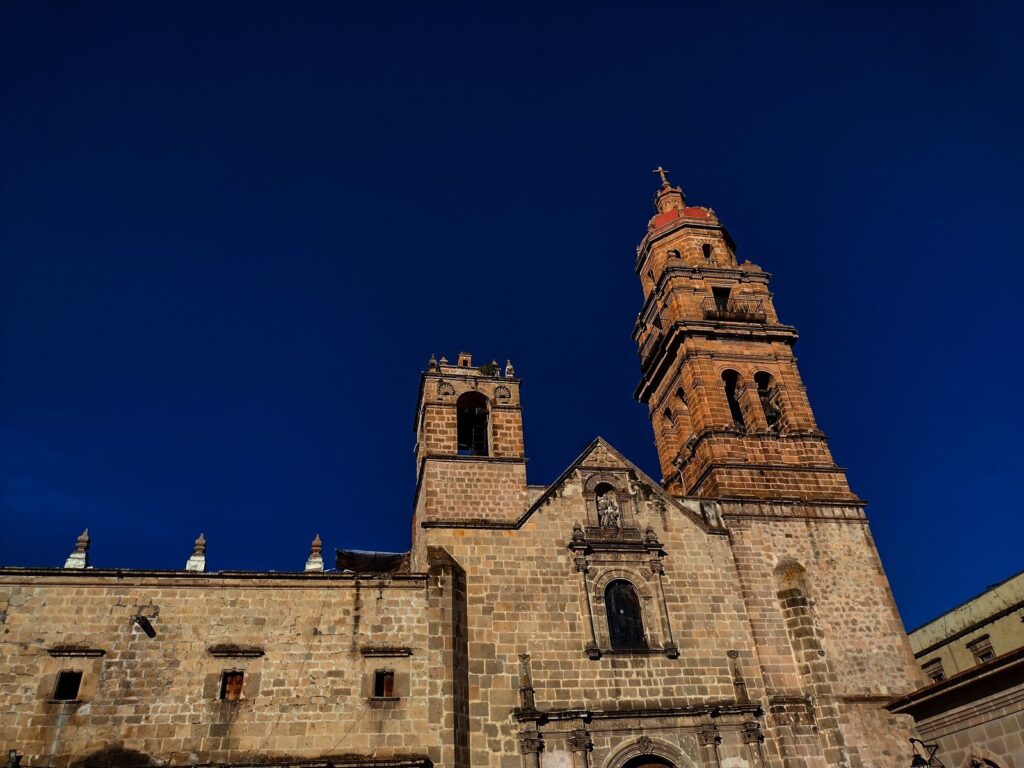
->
[1,174,923,768]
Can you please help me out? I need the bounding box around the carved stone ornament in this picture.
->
[518,732,544,755]
[697,726,721,747]
[635,736,655,755]
[437,380,456,397]
[494,384,512,402]
[567,730,593,753]
[742,722,764,744]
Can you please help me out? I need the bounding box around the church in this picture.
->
[0,173,924,768]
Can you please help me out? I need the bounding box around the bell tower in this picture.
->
[634,170,857,502]
[412,352,529,532]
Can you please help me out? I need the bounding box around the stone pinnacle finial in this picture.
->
[653,165,671,187]
[427,354,438,371]
[64,528,90,569]
[185,533,207,572]
[305,533,324,573]
[504,359,515,377]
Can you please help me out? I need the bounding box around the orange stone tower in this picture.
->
[634,169,857,503]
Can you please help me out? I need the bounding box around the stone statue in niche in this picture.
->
[596,489,621,529]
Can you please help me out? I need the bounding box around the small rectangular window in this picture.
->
[373,670,395,698]
[922,658,945,683]
[53,670,83,701]
[220,670,244,701]
[967,636,995,665]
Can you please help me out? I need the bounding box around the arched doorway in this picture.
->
[622,755,675,768]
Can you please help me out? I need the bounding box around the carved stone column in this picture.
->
[644,530,678,658]
[570,524,600,659]
[697,725,722,768]
[518,730,544,768]
[567,729,592,768]
[742,722,766,768]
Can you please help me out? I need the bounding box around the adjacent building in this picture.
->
[1,173,925,768]
[888,570,1024,767]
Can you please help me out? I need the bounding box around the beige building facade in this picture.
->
[888,570,1024,768]
[2,175,924,768]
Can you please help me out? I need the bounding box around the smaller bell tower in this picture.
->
[412,352,528,530]
[633,170,857,503]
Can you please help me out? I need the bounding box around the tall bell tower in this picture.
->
[634,169,857,502]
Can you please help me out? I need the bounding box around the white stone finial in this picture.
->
[185,533,206,572]
[64,528,90,569]
[504,359,515,378]
[305,534,324,573]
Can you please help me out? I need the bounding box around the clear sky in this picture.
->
[1,2,1022,631]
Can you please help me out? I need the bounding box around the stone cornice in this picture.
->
[514,701,763,724]
[886,646,1024,715]
[0,567,428,586]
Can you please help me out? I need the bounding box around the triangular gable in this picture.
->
[520,437,720,534]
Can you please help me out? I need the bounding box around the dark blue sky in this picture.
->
[1,2,1022,630]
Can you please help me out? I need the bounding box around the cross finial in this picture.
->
[653,166,670,186]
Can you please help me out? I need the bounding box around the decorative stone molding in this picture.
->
[64,529,90,569]
[304,534,324,573]
[185,533,207,573]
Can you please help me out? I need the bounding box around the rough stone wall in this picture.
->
[0,571,443,768]
[722,504,920,768]
[416,457,528,525]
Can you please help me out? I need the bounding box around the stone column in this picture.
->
[518,730,544,768]
[697,725,722,768]
[742,722,767,768]
[644,531,678,658]
[567,729,592,768]
[571,525,600,659]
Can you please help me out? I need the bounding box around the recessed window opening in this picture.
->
[676,386,687,406]
[220,670,244,701]
[605,580,647,650]
[967,636,995,664]
[373,669,395,697]
[663,407,673,421]
[722,370,745,428]
[669,249,681,259]
[712,286,731,312]
[922,658,945,683]
[702,243,713,260]
[456,392,489,456]
[754,372,782,431]
[53,670,82,701]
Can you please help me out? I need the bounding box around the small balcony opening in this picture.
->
[373,670,395,698]
[220,670,244,701]
[712,286,730,311]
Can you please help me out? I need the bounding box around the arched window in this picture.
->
[456,392,489,456]
[675,386,687,406]
[605,580,647,650]
[722,370,745,429]
[702,243,713,261]
[754,372,782,431]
